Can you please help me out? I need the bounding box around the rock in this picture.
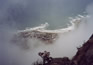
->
[34,34,93,65]
[72,34,93,65]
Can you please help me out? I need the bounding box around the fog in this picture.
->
[0,0,93,65]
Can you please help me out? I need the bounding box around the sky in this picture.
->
[0,0,93,30]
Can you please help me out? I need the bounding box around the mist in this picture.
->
[0,0,93,65]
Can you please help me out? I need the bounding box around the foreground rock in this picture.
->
[72,34,93,65]
[34,34,93,65]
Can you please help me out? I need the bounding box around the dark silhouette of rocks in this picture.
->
[34,34,93,65]
[72,34,93,65]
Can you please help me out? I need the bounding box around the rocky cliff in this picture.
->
[34,34,93,65]
[72,34,93,65]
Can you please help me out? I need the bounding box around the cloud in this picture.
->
[0,0,93,65]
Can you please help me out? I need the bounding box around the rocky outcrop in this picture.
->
[34,34,93,65]
[72,34,93,65]
[49,57,70,65]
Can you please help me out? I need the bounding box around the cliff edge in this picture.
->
[72,34,93,65]
[34,34,93,65]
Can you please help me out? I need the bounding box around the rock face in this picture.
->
[72,34,93,65]
[35,34,93,65]
[49,57,70,65]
